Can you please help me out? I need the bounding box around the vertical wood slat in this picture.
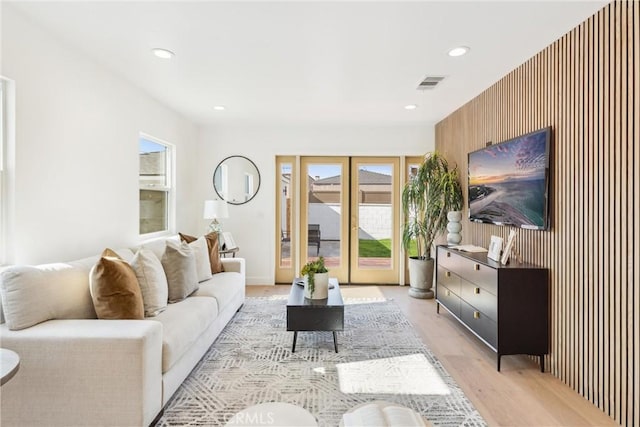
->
[434,2,637,425]
[634,3,639,425]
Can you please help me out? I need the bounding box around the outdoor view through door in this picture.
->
[276,156,400,285]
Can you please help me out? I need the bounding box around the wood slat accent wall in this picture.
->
[435,2,638,425]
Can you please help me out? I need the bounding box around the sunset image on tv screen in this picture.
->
[468,128,549,229]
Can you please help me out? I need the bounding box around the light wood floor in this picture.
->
[246,284,616,427]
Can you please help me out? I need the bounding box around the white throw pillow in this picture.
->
[0,264,96,330]
[189,236,213,282]
[131,249,169,317]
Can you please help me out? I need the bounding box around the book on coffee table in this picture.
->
[341,401,427,427]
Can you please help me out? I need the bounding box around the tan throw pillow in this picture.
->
[162,240,199,303]
[131,249,168,317]
[89,249,144,320]
[179,232,224,273]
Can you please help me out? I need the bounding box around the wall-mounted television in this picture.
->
[468,127,551,230]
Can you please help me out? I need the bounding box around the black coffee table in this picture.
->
[286,278,344,353]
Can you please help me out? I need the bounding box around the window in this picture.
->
[139,134,174,236]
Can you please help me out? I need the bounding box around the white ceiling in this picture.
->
[7,1,608,126]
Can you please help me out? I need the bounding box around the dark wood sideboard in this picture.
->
[435,245,549,372]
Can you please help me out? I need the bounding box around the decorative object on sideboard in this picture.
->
[446,211,462,244]
[401,152,463,299]
[487,235,503,262]
[203,200,229,233]
[500,230,517,264]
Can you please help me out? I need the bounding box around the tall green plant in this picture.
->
[402,152,463,259]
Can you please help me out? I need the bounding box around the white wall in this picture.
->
[196,124,434,284]
[1,6,198,264]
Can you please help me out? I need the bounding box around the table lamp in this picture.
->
[203,200,229,233]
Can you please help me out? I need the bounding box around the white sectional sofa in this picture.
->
[0,236,245,427]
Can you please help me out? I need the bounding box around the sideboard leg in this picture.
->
[540,355,545,373]
[436,301,440,314]
[292,331,298,353]
[497,354,501,372]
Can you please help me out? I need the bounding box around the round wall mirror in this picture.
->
[213,156,261,205]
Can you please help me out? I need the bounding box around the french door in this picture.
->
[276,156,401,284]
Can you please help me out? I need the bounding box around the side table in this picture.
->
[1,348,20,385]
[220,247,239,258]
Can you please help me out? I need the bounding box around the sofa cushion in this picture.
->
[0,263,98,330]
[193,272,244,311]
[131,249,168,317]
[180,232,224,273]
[161,240,199,303]
[188,237,213,283]
[90,249,145,320]
[152,297,218,373]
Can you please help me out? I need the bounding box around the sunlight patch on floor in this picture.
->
[341,286,387,304]
[336,354,451,395]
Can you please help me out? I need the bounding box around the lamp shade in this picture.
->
[203,200,229,220]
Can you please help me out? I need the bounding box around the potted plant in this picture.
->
[301,256,329,299]
[402,152,463,299]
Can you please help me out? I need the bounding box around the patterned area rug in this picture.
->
[157,296,486,427]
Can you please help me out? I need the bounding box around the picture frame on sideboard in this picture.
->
[488,235,503,262]
[501,230,517,264]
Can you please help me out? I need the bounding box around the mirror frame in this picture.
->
[212,155,261,205]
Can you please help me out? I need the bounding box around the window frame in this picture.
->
[138,132,176,239]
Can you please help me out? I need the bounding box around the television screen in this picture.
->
[468,127,551,230]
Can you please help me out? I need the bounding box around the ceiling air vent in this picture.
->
[417,75,445,90]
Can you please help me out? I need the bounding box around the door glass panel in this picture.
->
[406,159,422,258]
[357,164,393,269]
[279,162,292,268]
[306,163,342,269]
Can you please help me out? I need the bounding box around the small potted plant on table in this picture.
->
[301,257,329,299]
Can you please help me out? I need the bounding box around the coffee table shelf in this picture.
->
[286,278,344,352]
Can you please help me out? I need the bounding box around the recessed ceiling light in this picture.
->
[213,105,226,111]
[404,104,418,110]
[448,46,470,57]
[152,48,175,59]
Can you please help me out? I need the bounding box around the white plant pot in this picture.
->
[304,273,329,299]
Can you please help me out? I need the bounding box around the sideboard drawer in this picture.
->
[460,278,497,321]
[460,300,497,349]
[437,284,461,318]
[458,261,497,295]
[437,246,459,271]
[437,266,461,295]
